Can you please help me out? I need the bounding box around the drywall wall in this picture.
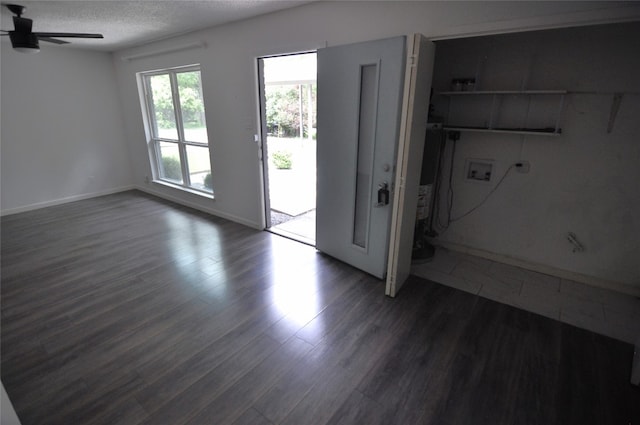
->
[0,45,133,214]
[112,1,640,229]
[429,23,640,291]
[1,381,21,425]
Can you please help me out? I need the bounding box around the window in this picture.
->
[140,65,213,194]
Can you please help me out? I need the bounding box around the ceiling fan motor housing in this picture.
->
[9,31,39,50]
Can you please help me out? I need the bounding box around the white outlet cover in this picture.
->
[465,159,494,183]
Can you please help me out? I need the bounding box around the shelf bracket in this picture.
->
[607,93,623,134]
[554,94,565,134]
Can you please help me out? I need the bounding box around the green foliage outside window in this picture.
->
[204,173,213,189]
[265,84,316,138]
[271,151,293,170]
[177,72,206,128]
[161,156,182,180]
[151,71,206,130]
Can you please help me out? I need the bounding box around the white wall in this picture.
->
[430,23,640,293]
[1,382,21,425]
[112,1,640,229]
[1,45,133,214]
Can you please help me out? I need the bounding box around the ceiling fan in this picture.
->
[1,3,103,53]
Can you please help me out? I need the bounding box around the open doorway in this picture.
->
[258,53,317,245]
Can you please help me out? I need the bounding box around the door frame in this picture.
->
[386,34,436,297]
[257,57,272,229]
[256,51,317,231]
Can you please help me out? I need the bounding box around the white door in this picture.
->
[316,36,406,279]
[386,34,436,296]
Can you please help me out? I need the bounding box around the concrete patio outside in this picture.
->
[266,136,316,243]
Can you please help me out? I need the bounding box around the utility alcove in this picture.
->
[413,22,640,297]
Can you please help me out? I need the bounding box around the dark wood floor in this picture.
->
[1,191,638,425]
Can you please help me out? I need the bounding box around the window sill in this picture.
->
[152,179,215,200]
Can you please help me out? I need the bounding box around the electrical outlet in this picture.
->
[515,161,530,173]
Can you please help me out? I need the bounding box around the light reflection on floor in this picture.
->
[162,209,325,329]
[163,209,225,288]
[268,236,322,327]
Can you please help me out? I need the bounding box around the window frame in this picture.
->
[140,64,213,196]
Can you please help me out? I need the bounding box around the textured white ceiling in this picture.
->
[1,1,313,51]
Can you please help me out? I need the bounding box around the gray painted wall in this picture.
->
[1,46,133,213]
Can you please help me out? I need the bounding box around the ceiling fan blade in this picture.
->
[33,32,103,39]
[38,36,69,45]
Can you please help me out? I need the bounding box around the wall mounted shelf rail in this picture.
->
[438,90,567,136]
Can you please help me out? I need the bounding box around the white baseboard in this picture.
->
[430,239,640,298]
[0,186,136,217]
[135,185,262,230]
[0,183,262,231]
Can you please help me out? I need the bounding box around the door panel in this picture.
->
[316,37,406,279]
[386,34,436,296]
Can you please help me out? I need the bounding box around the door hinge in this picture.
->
[409,54,417,67]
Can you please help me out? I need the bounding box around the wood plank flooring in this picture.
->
[1,190,639,424]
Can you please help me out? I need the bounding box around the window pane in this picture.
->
[186,144,212,192]
[353,64,377,249]
[149,74,178,140]
[158,142,183,183]
[177,71,208,144]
